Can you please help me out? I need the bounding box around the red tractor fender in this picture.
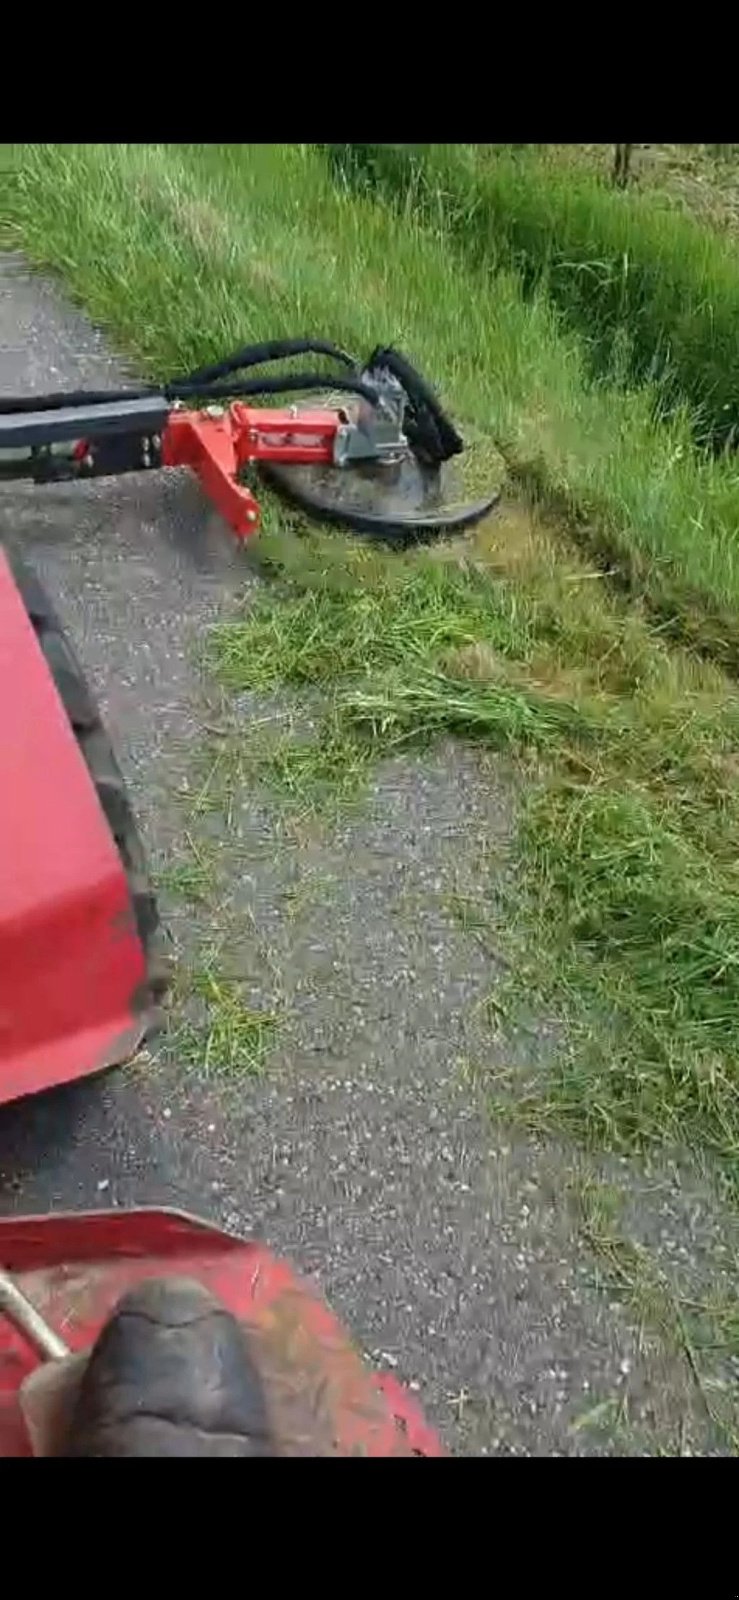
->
[0,548,161,1106]
[0,1208,446,1457]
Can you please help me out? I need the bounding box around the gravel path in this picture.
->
[0,251,728,1455]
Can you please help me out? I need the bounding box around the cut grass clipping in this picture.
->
[570,1172,739,1453]
[329,142,739,452]
[10,142,739,1199]
[172,943,279,1077]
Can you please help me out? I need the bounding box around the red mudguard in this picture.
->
[0,1209,445,1456]
[0,550,150,1105]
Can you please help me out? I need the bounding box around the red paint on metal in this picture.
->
[0,552,148,1105]
[0,1209,445,1456]
[162,409,261,537]
[230,403,339,465]
[161,405,339,538]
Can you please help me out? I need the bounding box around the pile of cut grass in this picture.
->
[328,142,739,452]
[10,143,739,1196]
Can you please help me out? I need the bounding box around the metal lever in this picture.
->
[0,1267,70,1362]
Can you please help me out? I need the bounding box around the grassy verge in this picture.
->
[11,142,739,668]
[211,514,739,1196]
[156,833,283,1077]
[10,143,739,1202]
[0,146,20,246]
[325,140,739,668]
[328,142,739,451]
[568,1171,739,1452]
[11,142,739,665]
[485,145,739,239]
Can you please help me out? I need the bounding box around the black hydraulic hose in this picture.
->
[0,342,460,463]
[166,372,378,404]
[365,346,463,463]
[0,360,376,417]
[180,337,356,387]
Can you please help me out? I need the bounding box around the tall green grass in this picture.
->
[12,142,739,663]
[11,143,739,1194]
[328,142,739,452]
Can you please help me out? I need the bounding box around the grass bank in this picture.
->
[9,142,739,1201]
[11,142,739,665]
[328,142,739,452]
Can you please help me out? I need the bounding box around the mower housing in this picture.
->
[0,547,159,1106]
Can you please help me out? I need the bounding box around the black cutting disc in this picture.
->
[260,451,500,547]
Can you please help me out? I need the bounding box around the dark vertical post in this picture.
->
[613,144,634,188]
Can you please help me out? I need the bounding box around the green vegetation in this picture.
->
[329,142,739,451]
[210,521,739,1194]
[174,945,279,1076]
[9,142,739,1204]
[156,832,282,1075]
[12,143,739,662]
[568,1171,739,1452]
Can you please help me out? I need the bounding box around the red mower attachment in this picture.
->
[0,1208,445,1457]
[162,402,342,538]
[0,338,499,546]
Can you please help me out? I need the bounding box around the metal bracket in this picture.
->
[333,370,408,467]
[0,395,170,452]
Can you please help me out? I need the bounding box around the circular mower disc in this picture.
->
[260,452,500,547]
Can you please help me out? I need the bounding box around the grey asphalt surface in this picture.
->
[0,252,727,1455]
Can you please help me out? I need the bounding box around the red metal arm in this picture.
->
[162,404,341,539]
